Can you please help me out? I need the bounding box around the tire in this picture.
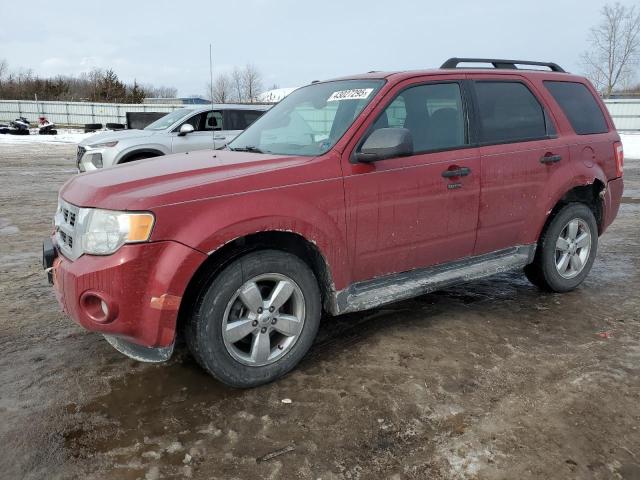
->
[84,123,102,133]
[525,203,598,292]
[185,250,321,388]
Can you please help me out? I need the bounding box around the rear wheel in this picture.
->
[525,203,598,292]
[185,250,321,388]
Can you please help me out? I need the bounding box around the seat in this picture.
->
[428,108,462,149]
[207,115,219,130]
[403,111,430,151]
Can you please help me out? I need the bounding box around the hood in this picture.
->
[79,129,157,146]
[60,149,315,211]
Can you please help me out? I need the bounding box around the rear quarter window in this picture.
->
[544,81,608,135]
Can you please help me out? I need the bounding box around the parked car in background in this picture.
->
[76,104,270,171]
[46,58,623,388]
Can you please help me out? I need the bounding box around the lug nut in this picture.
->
[269,306,275,312]
[257,307,263,314]
[252,320,258,327]
[261,327,268,333]
[271,318,277,324]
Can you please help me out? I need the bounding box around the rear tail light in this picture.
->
[614,141,624,177]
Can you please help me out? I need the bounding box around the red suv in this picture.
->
[44,58,624,387]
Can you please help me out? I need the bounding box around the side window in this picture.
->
[544,81,608,135]
[226,110,264,130]
[385,97,407,128]
[244,110,264,127]
[370,82,467,152]
[202,111,223,131]
[474,82,547,144]
[178,113,201,131]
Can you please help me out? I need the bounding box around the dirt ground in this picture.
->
[0,142,639,480]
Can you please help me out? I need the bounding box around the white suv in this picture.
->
[77,104,270,171]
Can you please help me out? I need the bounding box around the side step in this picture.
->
[335,245,535,314]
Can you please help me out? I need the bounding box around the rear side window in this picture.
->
[544,81,608,135]
[226,110,265,130]
[474,81,547,144]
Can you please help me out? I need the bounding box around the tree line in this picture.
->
[0,60,177,103]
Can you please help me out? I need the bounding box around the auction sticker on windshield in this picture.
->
[327,88,374,102]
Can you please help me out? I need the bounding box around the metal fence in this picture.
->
[1,98,639,131]
[603,99,640,131]
[0,100,183,126]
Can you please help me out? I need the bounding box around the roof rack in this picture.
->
[440,57,565,73]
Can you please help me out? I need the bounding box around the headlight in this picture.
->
[81,209,155,255]
[89,140,118,148]
[85,152,103,168]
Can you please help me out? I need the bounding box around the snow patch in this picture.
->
[620,133,640,160]
[0,129,93,145]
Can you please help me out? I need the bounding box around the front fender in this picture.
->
[150,180,349,289]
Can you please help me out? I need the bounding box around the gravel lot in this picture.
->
[0,142,639,480]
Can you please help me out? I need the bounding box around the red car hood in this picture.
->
[60,149,314,211]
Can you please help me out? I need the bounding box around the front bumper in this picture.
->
[45,237,206,352]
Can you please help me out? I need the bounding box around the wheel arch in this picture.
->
[117,148,166,164]
[176,230,338,340]
[539,179,607,242]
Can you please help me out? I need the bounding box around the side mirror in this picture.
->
[178,123,195,136]
[353,128,413,163]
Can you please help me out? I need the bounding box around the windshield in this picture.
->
[144,108,193,131]
[229,79,384,156]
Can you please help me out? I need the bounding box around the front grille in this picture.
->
[62,208,76,227]
[58,230,73,249]
[54,199,81,260]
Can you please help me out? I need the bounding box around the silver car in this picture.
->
[77,104,270,171]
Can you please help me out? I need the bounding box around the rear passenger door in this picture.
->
[343,79,481,282]
[471,77,571,255]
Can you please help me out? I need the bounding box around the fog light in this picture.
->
[80,291,117,324]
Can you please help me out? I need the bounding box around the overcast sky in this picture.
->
[0,0,623,96]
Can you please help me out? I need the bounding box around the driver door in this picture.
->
[171,110,223,153]
[342,78,481,283]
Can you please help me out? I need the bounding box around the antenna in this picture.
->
[209,43,216,150]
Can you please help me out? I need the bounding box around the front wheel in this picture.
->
[525,203,598,292]
[185,250,321,388]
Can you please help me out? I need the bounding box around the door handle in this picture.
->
[540,153,562,164]
[442,166,471,178]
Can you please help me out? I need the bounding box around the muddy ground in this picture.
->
[0,142,638,480]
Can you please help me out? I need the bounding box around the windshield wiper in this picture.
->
[230,146,265,153]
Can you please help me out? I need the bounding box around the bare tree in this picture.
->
[0,59,8,84]
[582,2,640,96]
[231,67,244,102]
[149,85,178,98]
[242,64,263,103]
[207,73,233,103]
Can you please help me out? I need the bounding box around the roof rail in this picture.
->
[440,57,566,73]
